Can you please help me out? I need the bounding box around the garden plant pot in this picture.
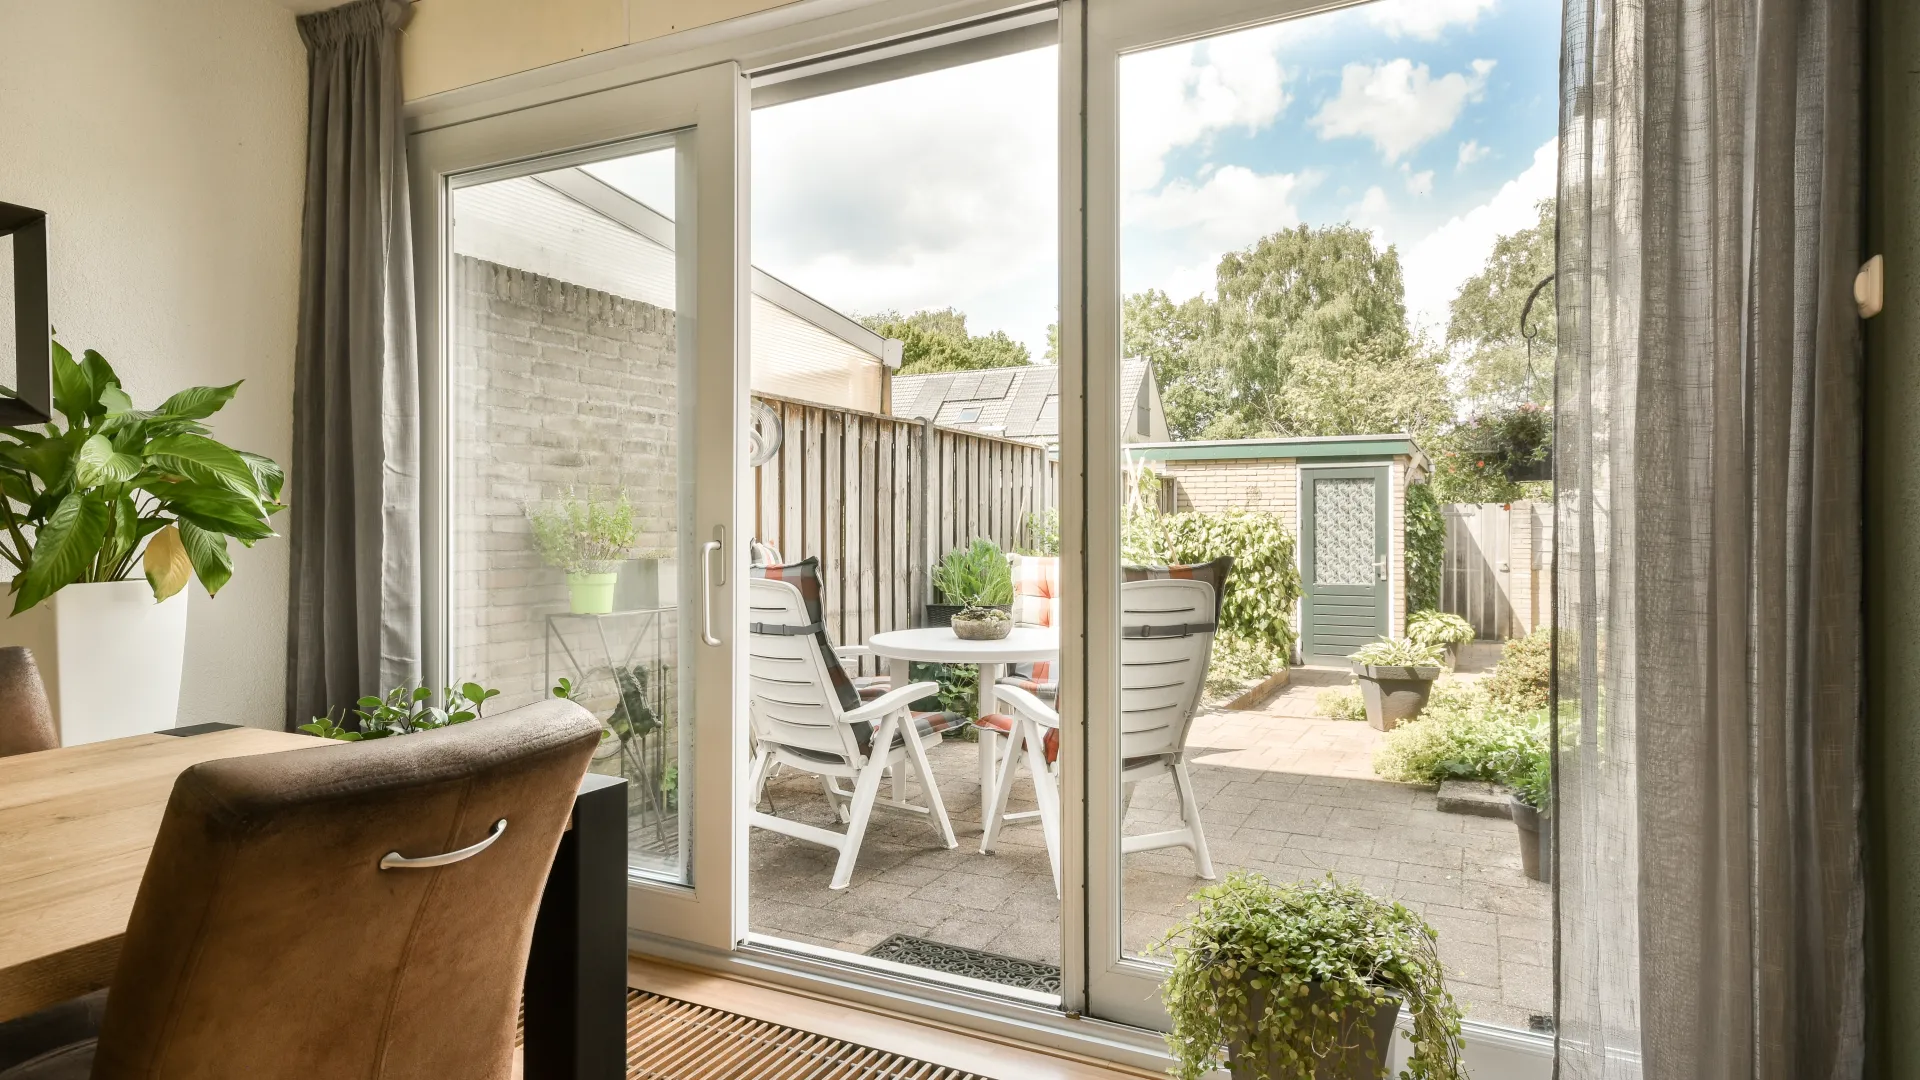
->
[951,615,1012,641]
[1510,795,1550,883]
[1228,985,1401,1080]
[567,571,620,615]
[1353,664,1441,732]
[0,579,189,746]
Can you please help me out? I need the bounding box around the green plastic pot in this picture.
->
[567,571,619,615]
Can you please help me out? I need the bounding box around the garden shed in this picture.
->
[1127,435,1428,664]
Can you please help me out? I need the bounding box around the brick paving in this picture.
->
[748,659,1551,1032]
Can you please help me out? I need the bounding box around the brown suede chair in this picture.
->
[0,698,601,1079]
[0,647,55,757]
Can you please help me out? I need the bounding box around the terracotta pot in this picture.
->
[1227,985,1400,1080]
[1353,665,1441,731]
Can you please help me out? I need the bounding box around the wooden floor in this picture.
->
[625,957,1158,1080]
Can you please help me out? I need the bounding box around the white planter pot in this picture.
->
[0,580,189,746]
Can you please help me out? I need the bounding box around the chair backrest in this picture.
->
[0,647,54,757]
[748,578,866,764]
[91,700,601,1080]
[1119,578,1218,761]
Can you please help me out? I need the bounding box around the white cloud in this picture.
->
[1120,24,1292,194]
[1457,139,1492,169]
[1365,0,1500,40]
[1123,166,1312,299]
[1404,168,1435,195]
[1310,59,1494,161]
[1401,138,1558,332]
[748,48,1059,356]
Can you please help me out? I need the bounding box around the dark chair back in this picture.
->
[0,648,55,757]
[91,699,601,1079]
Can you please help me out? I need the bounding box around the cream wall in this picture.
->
[403,0,799,99]
[0,0,307,727]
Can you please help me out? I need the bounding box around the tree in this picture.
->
[1447,199,1556,412]
[1123,290,1225,440]
[860,308,1031,374]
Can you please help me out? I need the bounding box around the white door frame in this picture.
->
[409,62,752,952]
[1067,2,1553,1074]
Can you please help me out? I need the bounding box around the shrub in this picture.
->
[1487,627,1552,710]
[1404,482,1444,614]
[1205,631,1286,700]
[1130,508,1303,657]
[1318,685,1367,722]
[1372,680,1546,784]
[1408,610,1475,649]
[1155,872,1465,1080]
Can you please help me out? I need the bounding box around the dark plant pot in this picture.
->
[1504,451,1552,483]
[951,615,1012,641]
[1228,986,1400,1080]
[1510,795,1550,883]
[925,603,1008,627]
[1353,665,1441,732]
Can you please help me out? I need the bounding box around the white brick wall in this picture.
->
[451,256,683,710]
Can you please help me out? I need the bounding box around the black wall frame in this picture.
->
[0,201,52,427]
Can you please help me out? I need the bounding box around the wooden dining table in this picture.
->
[0,724,631,1079]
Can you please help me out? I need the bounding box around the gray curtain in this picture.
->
[1554,0,1865,1075]
[286,0,420,728]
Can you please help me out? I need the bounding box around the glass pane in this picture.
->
[1111,0,1560,1034]
[449,139,694,883]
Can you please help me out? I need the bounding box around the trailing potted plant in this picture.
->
[950,601,1012,641]
[1455,403,1552,484]
[1156,872,1465,1080]
[299,680,502,740]
[528,491,637,614]
[928,537,1012,626]
[1406,610,1475,671]
[1348,638,1444,732]
[1504,745,1552,883]
[0,342,284,745]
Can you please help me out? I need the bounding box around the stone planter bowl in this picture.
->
[951,615,1012,641]
[1353,664,1442,731]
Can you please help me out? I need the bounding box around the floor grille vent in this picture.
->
[623,989,991,1079]
[866,934,1063,995]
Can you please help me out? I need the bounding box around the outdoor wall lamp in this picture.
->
[0,201,52,427]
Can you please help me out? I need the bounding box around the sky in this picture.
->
[606,0,1562,360]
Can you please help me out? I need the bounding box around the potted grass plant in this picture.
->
[0,342,284,745]
[1156,872,1465,1080]
[1505,745,1552,883]
[528,490,637,614]
[1406,610,1475,671]
[1349,638,1444,732]
[928,537,1013,627]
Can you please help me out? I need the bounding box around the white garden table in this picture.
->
[864,626,1059,819]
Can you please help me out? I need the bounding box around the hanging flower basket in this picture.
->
[1455,404,1553,485]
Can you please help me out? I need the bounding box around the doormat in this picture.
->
[865,934,1062,994]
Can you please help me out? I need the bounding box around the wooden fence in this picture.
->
[1440,501,1552,640]
[751,393,1057,674]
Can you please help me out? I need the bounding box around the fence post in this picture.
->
[910,416,932,627]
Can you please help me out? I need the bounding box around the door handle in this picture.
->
[700,528,724,648]
[1376,555,1387,581]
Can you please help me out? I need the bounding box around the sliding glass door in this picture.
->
[411,64,750,950]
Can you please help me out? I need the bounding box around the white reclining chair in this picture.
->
[979,577,1220,894]
[747,577,963,889]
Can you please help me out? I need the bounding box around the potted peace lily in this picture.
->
[1349,638,1444,732]
[529,491,637,614]
[1157,872,1465,1080]
[0,343,283,744]
[1406,610,1475,671]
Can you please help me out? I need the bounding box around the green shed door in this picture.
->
[1300,466,1390,663]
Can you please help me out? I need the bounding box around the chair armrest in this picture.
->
[833,644,872,661]
[991,684,1059,729]
[844,681,941,724]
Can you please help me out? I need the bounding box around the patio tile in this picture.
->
[910,869,1024,909]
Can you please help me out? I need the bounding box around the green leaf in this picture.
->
[175,520,233,597]
[143,523,193,601]
[143,434,258,495]
[79,351,120,414]
[236,451,285,504]
[12,493,110,613]
[49,343,91,428]
[154,484,274,542]
[73,434,141,487]
[157,381,241,421]
[98,385,134,417]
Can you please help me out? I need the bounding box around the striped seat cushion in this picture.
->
[978,712,1061,765]
[780,710,969,762]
